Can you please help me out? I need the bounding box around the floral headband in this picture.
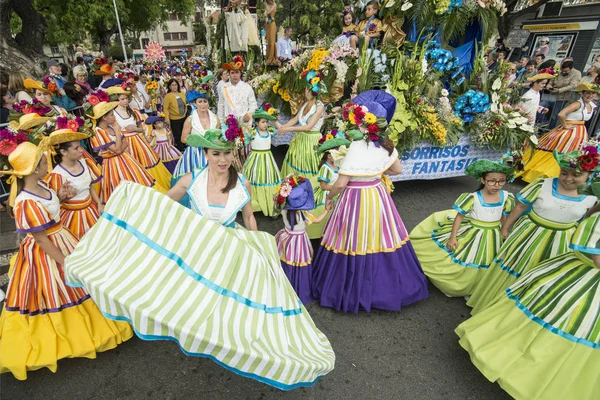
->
[274,175,306,209]
[12,99,53,118]
[301,69,327,96]
[342,103,386,143]
[554,140,600,173]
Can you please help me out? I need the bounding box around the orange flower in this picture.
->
[67,120,79,131]
[47,82,57,92]
[88,95,99,105]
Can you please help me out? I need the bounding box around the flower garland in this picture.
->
[273,175,306,208]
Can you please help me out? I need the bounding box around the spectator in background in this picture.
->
[583,61,600,84]
[7,71,32,103]
[516,56,530,78]
[135,74,154,116]
[487,52,500,72]
[538,59,556,70]
[73,65,93,93]
[535,53,545,66]
[520,42,531,58]
[547,60,583,129]
[516,60,539,93]
[534,37,550,57]
[1,86,10,124]
[47,60,67,89]
[277,27,293,63]
[63,81,89,107]
[493,38,509,55]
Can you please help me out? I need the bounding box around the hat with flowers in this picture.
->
[93,63,115,76]
[82,89,111,117]
[575,76,600,93]
[527,68,556,81]
[273,175,314,211]
[301,69,327,96]
[186,114,247,150]
[24,77,59,94]
[342,102,388,143]
[553,140,600,173]
[252,103,279,121]
[145,113,166,126]
[317,129,351,153]
[223,55,245,71]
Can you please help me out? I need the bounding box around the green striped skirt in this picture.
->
[281,132,321,184]
[63,182,335,390]
[243,149,282,217]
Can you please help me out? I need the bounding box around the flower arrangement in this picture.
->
[232,54,244,70]
[575,140,600,171]
[342,103,385,142]
[302,70,326,95]
[425,42,464,85]
[56,116,86,132]
[273,175,306,208]
[261,103,280,117]
[249,73,278,95]
[476,0,507,16]
[0,129,29,161]
[305,48,329,72]
[11,99,53,119]
[223,114,248,148]
[82,90,110,116]
[89,58,109,74]
[318,129,350,145]
[454,90,491,123]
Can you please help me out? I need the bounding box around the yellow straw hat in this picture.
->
[575,82,600,93]
[23,78,55,93]
[87,101,118,120]
[9,113,53,131]
[527,68,556,82]
[105,86,130,96]
[4,139,51,206]
[47,129,89,146]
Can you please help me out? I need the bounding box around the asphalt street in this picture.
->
[1,146,519,400]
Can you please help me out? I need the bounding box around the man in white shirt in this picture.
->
[276,27,293,62]
[217,58,257,123]
[136,74,155,116]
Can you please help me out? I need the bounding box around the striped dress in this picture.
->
[91,126,156,203]
[280,102,325,187]
[410,190,515,297]
[456,212,600,400]
[242,128,282,217]
[172,110,217,182]
[46,159,103,239]
[64,181,335,390]
[517,99,596,183]
[0,183,132,380]
[312,140,429,313]
[149,127,182,173]
[306,162,338,239]
[467,178,597,314]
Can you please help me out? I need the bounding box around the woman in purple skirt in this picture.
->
[275,175,330,304]
[311,91,429,313]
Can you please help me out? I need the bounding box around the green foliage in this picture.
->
[10,10,22,36]
[193,22,207,46]
[277,0,345,43]
[107,44,133,61]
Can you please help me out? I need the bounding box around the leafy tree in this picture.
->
[108,44,134,61]
[277,0,345,44]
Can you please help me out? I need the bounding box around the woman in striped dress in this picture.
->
[311,95,429,313]
[45,129,103,239]
[456,183,600,400]
[517,82,599,182]
[410,160,515,298]
[467,148,599,314]
[107,86,171,191]
[279,71,326,187]
[64,129,335,390]
[0,140,132,380]
[144,115,182,174]
[89,102,158,203]
[242,106,282,217]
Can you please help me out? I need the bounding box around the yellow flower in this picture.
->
[311,77,320,85]
[325,133,334,140]
[348,112,356,125]
[272,82,280,93]
[364,113,376,124]
[267,108,275,115]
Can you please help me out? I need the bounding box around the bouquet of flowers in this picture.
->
[454,90,491,123]
[273,175,306,209]
[223,114,250,148]
[0,129,30,170]
[10,98,54,120]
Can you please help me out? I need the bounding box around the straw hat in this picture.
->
[527,68,556,82]
[187,129,236,150]
[47,129,89,146]
[575,82,600,93]
[105,86,130,96]
[9,113,53,131]
[94,63,115,76]
[23,78,54,93]
[3,139,50,177]
[87,101,118,120]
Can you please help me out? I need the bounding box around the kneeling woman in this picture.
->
[64,125,335,390]
[410,160,514,297]
[0,139,131,380]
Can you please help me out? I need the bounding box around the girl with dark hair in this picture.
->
[45,129,104,239]
[332,7,358,48]
[312,92,429,313]
[162,78,187,151]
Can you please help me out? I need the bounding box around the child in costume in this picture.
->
[45,128,104,240]
[332,8,358,48]
[305,129,351,241]
[0,138,131,380]
[356,1,383,47]
[456,179,600,400]
[274,176,330,304]
[410,159,515,297]
[242,104,282,217]
[467,146,599,314]
[145,114,182,174]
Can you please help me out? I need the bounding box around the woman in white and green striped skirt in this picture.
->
[456,181,600,400]
[64,127,335,390]
[278,72,326,187]
[467,150,599,314]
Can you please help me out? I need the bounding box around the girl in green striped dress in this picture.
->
[410,159,515,297]
[467,148,599,314]
[456,180,600,400]
[242,105,282,217]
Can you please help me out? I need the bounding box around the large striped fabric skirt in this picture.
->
[467,211,577,314]
[243,149,282,217]
[124,133,171,191]
[154,139,182,174]
[312,179,429,313]
[98,153,156,203]
[517,121,588,183]
[280,132,321,186]
[64,182,335,390]
[0,224,132,380]
[60,196,100,240]
[305,185,333,240]
[456,251,600,400]
[410,210,503,297]
[275,227,314,304]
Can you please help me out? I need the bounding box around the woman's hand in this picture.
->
[562,124,574,130]
[58,183,76,201]
[97,203,105,214]
[325,199,334,211]
[126,124,138,132]
[446,238,458,251]
[501,228,509,240]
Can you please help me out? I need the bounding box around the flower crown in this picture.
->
[341,7,353,17]
[301,70,327,96]
[274,175,306,208]
[342,103,386,142]
[318,129,349,145]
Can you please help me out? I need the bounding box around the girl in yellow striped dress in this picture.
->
[45,129,104,239]
[0,138,132,380]
[88,102,157,203]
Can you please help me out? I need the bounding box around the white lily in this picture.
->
[492,78,502,91]
[401,2,413,11]
[529,134,539,145]
[385,0,395,7]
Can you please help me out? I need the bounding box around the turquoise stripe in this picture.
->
[494,258,521,277]
[516,192,533,206]
[452,204,468,215]
[285,159,318,175]
[101,211,303,316]
[101,312,323,391]
[506,289,600,349]
[250,180,282,187]
[570,244,600,255]
[430,234,489,269]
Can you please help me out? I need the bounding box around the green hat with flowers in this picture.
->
[187,114,246,150]
[317,129,352,153]
[465,159,514,180]
[553,143,600,173]
[252,103,279,121]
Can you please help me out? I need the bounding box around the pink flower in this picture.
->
[14,134,28,144]
[75,117,85,127]
[0,139,17,156]
[280,184,292,197]
[67,120,79,131]
[56,117,69,129]
[0,129,12,140]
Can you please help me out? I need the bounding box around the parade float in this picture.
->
[249,0,530,181]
